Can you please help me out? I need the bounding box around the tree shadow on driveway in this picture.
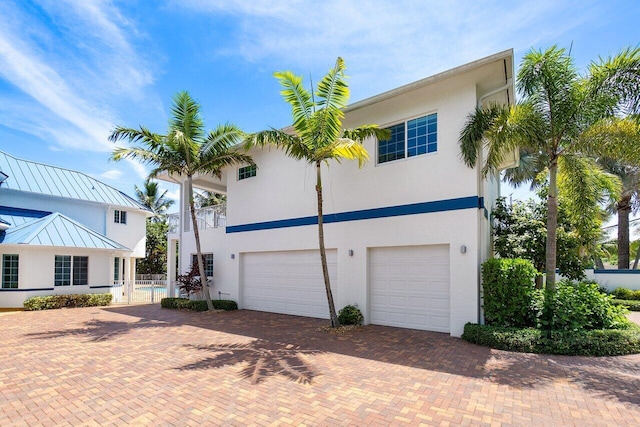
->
[177,340,321,384]
[25,317,173,342]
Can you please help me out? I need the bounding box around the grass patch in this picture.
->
[612,299,640,311]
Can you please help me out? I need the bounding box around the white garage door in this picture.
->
[241,250,337,319]
[369,245,450,333]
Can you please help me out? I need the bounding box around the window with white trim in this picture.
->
[238,164,257,180]
[114,210,127,224]
[378,113,437,164]
[191,253,213,277]
[55,255,89,286]
[2,254,18,289]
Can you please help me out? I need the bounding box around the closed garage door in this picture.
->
[241,250,337,319]
[369,245,450,333]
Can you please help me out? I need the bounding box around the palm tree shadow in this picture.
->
[25,318,172,342]
[177,340,322,385]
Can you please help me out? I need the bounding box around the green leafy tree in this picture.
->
[246,58,389,327]
[492,197,593,283]
[460,46,640,292]
[195,191,226,208]
[137,220,169,275]
[110,91,252,310]
[135,178,175,221]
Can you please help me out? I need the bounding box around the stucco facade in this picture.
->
[165,50,515,337]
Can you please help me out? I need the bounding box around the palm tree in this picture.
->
[245,58,389,327]
[599,158,640,269]
[110,91,253,310]
[459,46,640,292]
[135,178,175,221]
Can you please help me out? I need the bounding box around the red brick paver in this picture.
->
[1,305,639,426]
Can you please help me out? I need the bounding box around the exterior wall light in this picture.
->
[348,249,354,257]
[230,254,235,259]
[460,245,467,254]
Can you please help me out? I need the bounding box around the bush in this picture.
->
[481,258,539,327]
[23,293,113,311]
[160,298,237,312]
[612,287,640,301]
[613,299,640,311]
[548,280,629,331]
[338,305,364,325]
[462,322,640,356]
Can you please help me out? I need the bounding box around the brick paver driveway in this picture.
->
[1,305,639,426]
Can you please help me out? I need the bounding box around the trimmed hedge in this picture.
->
[24,293,113,311]
[462,322,640,356]
[613,299,640,311]
[160,298,238,311]
[612,288,640,301]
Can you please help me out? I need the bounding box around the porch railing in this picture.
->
[167,203,226,234]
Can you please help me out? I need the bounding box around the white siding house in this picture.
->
[0,151,150,307]
[163,50,516,337]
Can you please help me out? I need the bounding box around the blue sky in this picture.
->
[0,0,639,205]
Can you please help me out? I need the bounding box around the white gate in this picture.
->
[109,280,169,304]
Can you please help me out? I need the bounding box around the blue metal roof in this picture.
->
[0,212,129,250]
[0,151,148,211]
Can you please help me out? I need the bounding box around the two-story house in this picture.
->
[163,49,516,337]
[0,151,151,308]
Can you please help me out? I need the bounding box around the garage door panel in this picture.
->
[242,250,336,319]
[369,245,450,333]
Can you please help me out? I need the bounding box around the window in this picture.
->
[55,255,88,286]
[114,257,120,282]
[114,210,127,224]
[191,253,214,277]
[238,164,257,180]
[2,254,18,289]
[378,113,437,164]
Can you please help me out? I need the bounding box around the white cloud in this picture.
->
[100,169,122,180]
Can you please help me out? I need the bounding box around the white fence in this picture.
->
[109,280,169,304]
[556,269,640,291]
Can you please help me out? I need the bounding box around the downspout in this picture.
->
[475,77,513,325]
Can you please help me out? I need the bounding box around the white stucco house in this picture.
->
[162,50,516,337]
[0,151,150,307]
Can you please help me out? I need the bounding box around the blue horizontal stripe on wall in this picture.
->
[227,196,481,233]
[593,269,640,274]
[0,288,55,292]
[89,285,114,289]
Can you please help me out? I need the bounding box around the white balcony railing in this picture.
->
[167,203,226,234]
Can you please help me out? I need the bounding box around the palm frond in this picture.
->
[170,91,205,143]
[202,123,245,155]
[342,125,390,142]
[588,47,640,115]
[274,71,313,134]
[245,130,310,162]
[502,147,548,189]
[580,116,640,164]
[314,139,370,167]
[313,58,349,147]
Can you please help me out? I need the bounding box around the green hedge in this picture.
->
[462,322,640,356]
[160,298,238,311]
[24,293,113,311]
[612,288,640,301]
[481,258,539,327]
[613,299,640,311]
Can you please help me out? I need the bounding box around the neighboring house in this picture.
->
[162,50,516,337]
[0,151,151,308]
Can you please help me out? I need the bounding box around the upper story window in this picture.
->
[191,253,214,277]
[378,113,437,164]
[2,254,19,289]
[114,210,127,224]
[238,164,257,180]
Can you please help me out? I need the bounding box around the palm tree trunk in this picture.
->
[545,161,559,292]
[617,196,631,269]
[187,176,214,311]
[316,161,339,327]
[633,243,640,269]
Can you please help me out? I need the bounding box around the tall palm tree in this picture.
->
[135,178,175,221]
[599,158,640,269]
[245,58,389,327]
[110,91,253,310]
[459,46,640,292]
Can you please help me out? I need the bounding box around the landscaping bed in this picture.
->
[160,297,238,311]
[24,293,113,310]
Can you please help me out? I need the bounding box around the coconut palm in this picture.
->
[245,58,389,327]
[135,178,175,221]
[459,46,640,291]
[110,91,252,310]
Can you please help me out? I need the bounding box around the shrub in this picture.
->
[338,305,364,325]
[462,322,640,356]
[481,258,539,327]
[548,280,629,331]
[612,287,640,301]
[175,263,203,296]
[23,293,112,310]
[160,298,237,312]
[613,299,640,311]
